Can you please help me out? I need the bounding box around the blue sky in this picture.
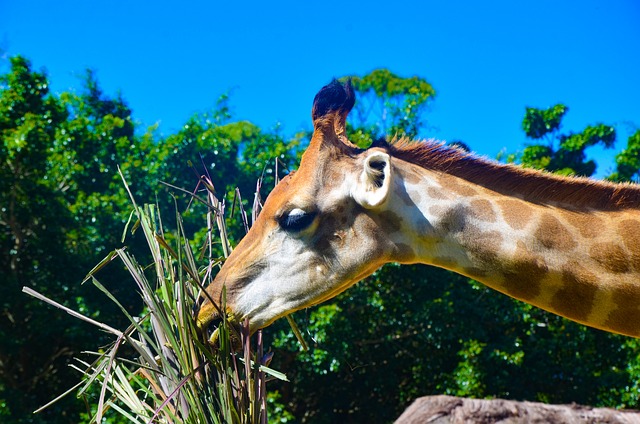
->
[2,1,639,177]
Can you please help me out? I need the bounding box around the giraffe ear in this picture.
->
[351,151,392,209]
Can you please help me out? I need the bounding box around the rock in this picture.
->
[395,395,640,424]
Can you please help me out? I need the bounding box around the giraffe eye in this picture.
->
[279,208,317,232]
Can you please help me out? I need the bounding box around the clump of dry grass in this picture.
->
[23,169,287,423]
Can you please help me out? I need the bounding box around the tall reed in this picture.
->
[24,170,286,423]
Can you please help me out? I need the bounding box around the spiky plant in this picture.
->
[24,170,287,423]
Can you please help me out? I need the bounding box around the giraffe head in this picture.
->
[197,80,402,334]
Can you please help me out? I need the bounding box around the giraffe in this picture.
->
[196,79,640,340]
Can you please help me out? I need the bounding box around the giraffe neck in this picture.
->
[385,160,640,337]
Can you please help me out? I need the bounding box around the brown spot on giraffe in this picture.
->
[589,242,631,274]
[549,262,598,322]
[411,168,425,184]
[445,177,478,197]
[470,198,497,222]
[313,207,355,254]
[394,243,416,263]
[503,241,547,301]
[313,221,334,254]
[563,211,603,239]
[402,167,422,185]
[427,186,448,200]
[439,204,470,234]
[377,210,403,233]
[606,284,640,337]
[464,227,503,266]
[308,260,328,286]
[497,199,534,230]
[534,213,577,251]
[619,219,640,269]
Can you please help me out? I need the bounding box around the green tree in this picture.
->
[0,56,85,423]
[0,57,152,423]
[609,129,640,182]
[153,100,301,250]
[54,70,156,321]
[346,69,436,147]
[519,104,616,176]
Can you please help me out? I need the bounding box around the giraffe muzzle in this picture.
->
[195,299,243,350]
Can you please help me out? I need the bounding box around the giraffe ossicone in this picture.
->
[197,79,640,339]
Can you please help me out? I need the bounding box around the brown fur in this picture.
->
[561,209,604,238]
[496,198,534,230]
[470,199,497,222]
[619,219,640,267]
[502,241,548,301]
[534,213,578,251]
[383,138,640,211]
[589,242,631,274]
[550,261,598,322]
[607,285,640,335]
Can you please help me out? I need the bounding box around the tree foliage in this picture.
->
[0,57,84,423]
[610,129,640,182]
[517,104,617,177]
[521,104,567,139]
[346,69,435,147]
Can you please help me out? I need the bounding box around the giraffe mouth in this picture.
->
[197,308,243,351]
[206,317,223,344]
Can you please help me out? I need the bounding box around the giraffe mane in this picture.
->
[382,137,640,211]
